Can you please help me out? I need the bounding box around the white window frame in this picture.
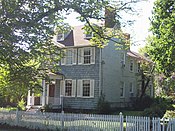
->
[129,59,134,72]
[84,32,93,39]
[129,82,134,93]
[78,47,95,65]
[61,48,77,65]
[77,79,94,98]
[57,33,64,41]
[137,62,141,73]
[120,82,125,98]
[121,52,126,67]
[60,79,76,97]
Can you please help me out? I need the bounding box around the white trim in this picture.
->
[77,79,94,98]
[84,32,93,39]
[57,33,64,41]
[61,49,77,65]
[120,82,125,98]
[77,80,82,97]
[78,47,95,65]
[129,59,134,72]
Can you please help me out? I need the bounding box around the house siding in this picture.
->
[59,47,100,109]
[101,39,139,108]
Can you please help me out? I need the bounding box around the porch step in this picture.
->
[26,105,42,113]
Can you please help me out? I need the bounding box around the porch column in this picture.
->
[42,79,46,106]
[27,89,31,106]
[46,84,49,104]
[31,90,34,105]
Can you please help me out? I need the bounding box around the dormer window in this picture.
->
[84,32,93,39]
[57,33,64,41]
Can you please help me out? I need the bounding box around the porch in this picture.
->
[26,72,64,109]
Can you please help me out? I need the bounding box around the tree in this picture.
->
[145,0,175,94]
[0,0,145,104]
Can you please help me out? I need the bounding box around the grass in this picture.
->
[114,110,143,116]
[0,107,17,112]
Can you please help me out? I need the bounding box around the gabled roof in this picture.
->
[55,25,91,47]
[127,50,153,63]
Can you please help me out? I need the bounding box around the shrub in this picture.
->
[97,94,111,114]
[131,95,154,110]
[17,99,26,110]
[163,110,175,118]
[142,105,166,118]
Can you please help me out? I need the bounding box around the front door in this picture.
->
[47,84,55,104]
[49,84,55,97]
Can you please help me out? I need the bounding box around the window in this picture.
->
[121,52,126,67]
[84,32,93,39]
[84,48,91,64]
[77,79,94,98]
[57,33,64,41]
[60,80,76,97]
[82,80,90,96]
[61,49,77,65]
[130,60,134,72]
[78,47,95,65]
[120,82,125,98]
[137,62,141,72]
[65,80,72,96]
[66,49,73,65]
[129,82,133,93]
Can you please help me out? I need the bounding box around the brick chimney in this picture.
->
[105,6,116,28]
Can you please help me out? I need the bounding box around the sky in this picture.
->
[64,0,155,52]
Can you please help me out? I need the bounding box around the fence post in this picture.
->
[61,111,64,131]
[15,109,19,125]
[120,112,123,131]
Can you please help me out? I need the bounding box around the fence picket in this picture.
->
[0,110,175,131]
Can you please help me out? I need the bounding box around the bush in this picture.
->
[97,94,111,114]
[17,99,26,110]
[163,110,175,118]
[142,105,166,118]
[131,95,153,110]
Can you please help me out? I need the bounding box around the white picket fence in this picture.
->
[0,110,174,131]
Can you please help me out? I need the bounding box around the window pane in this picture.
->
[66,49,73,64]
[83,80,90,97]
[130,82,133,92]
[130,60,133,71]
[84,48,91,64]
[65,80,72,96]
[120,82,124,97]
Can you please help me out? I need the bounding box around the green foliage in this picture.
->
[97,94,111,114]
[163,110,175,118]
[131,95,154,110]
[0,107,17,112]
[17,99,26,111]
[0,0,145,106]
[144,0,175,97]
[142,105,165,118]
[146,0,175,77]
[142,96,174,118]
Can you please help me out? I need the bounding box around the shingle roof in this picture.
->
[127,50,153,63]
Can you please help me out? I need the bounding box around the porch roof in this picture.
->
[48,72,64,80]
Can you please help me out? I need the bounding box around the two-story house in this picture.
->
[26,24,153,110]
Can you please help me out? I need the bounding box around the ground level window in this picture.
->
[82,80,90,97]
[65,80,72,96]
[120,82,125,98]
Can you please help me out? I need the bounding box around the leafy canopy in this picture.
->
[146,0,175,77]
[0,0,144,103]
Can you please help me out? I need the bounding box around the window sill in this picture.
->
[77,96,94,98]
